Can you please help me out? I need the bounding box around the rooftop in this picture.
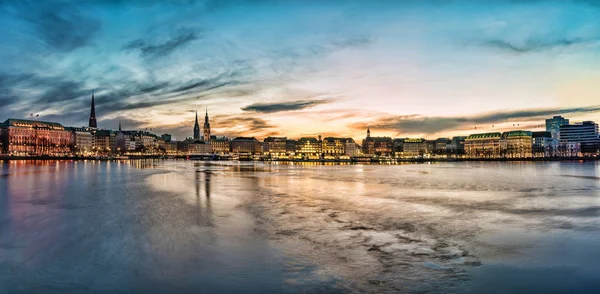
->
[1,118,65,130]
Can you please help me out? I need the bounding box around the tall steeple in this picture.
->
[88,90,97,128]
[193,111,200,141]
[367,126,371,138]
[118,121,122,132]
[203,105,211,142]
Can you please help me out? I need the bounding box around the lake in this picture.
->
[1,160,599,293]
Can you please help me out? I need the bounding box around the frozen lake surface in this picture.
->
[1,160,599,293]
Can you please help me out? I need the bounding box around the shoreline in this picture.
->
[0,155,598,163]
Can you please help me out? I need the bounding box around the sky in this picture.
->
[1,0,600,141]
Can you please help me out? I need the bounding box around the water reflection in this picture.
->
[1,160,599,293]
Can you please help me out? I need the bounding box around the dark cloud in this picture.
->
[14,2,101,51]
[124,28,200,58]
[241,99,330,113]
[353,106,600,134]
[480,36,597,53]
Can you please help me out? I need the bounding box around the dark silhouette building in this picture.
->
[193,111,200,141]
[89,91,97,128]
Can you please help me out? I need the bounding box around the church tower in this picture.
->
[203,106,211,142]
[193,111,200,141]
[88,91,97,128]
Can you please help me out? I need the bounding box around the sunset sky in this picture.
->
[1,0,599,141]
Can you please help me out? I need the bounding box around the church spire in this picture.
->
[203,105,211,142]
[118,121,122,132]
[88,90,97,128]
[193,110,200,141]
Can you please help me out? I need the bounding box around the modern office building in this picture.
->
[546,116,569,139]
[501,131,533,158]
[532,131,554,158]
[465,132,502,158]
[0,119,72,156]
[559,121,599,155]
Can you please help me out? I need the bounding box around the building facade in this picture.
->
[67,127,94,155]
[546,116,569,139]
[296,137,322,158]
[210,135,231,154]
[501,131,533,158]
[559,121,599,155]
[465,132,502,158]
[0,119,71,156]
[231,137,262,154]
[263,137,288,156]
[532,131,554,158]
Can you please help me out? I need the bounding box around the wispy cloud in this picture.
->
[352,106,600,135]
[480,37,599,53]
[124,28,200,58]
[241,99,330,113]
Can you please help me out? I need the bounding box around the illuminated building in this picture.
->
[187,141,212,154]
[0,118,71,156]
[210,136,230,154]
[362,128,393,156]
[296,137,322,158]
[559,121,599,155]
[231,137,262,154]
[66,127,94,155]
[532,131,554,158]
[465,132,502,158]
[263,137,287,153]
[545,116,569,139]
[94,130,117,153]
[398,138,426,158]
[286,139,297,155]
[321,137,357,158]
[501,131,533,158]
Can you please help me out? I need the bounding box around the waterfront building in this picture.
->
[66,127,94,155]
[559,121,599,155]
[210,135,231,154]
[546,116,569,139]
[321,137,356,158]
[263,137,288,157]
[88,91,97,129]
[501,131,533,158]
[434,138,450,155]
[162,141,178,155]
[94,130,117,153]
[424,140,436,155]
[399,138,426,158]
[532,131,554,158]
[296,137,322,159]
[187,141,212,154]
[193,111,201,141]
[361,128,393,156]
[446,136,466,156]
[203,108,211,142]
[465,132,502,158]
[231,137,262,154]
[0,119,71,156]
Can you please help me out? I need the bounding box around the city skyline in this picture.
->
[1,1,600,141]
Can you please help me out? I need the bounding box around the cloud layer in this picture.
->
[1,0,600,140]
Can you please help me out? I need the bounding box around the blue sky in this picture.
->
[1,0,600,140]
